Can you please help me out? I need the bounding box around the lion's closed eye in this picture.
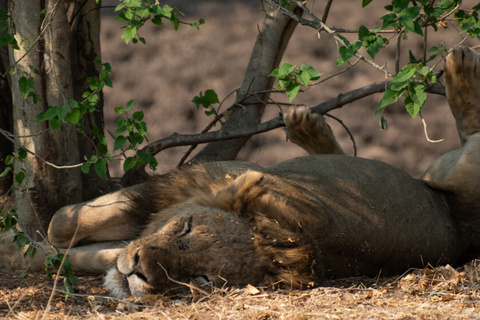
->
[177,217,192,237]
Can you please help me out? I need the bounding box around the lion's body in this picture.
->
[1,47,480,299]
[102,155,458,297]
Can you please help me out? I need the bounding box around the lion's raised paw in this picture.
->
[283,106,344,155]
[445,46,480,144]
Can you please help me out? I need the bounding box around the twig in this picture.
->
[156,262,212,297]
[266,0,394,77]
[321,0,333,23]
[324,113,357,156]
[42,223,79,320]
[177,92,239,167]
[5,0,62,77]
[420,113,444,143]
[0,127,84,170]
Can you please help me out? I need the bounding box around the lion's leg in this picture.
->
[0,231,125,274]
[422,47,480,259]
[283,106,344,155]
[48,184,145,248]
[444,46,480,144]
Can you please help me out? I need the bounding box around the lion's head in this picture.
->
[105,171,314,298]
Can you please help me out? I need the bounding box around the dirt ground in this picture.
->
[3,0,480,319]
[2,261,480,319]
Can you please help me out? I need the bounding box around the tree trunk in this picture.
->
[7,0,105,239]
[193,5,301,161]
[67,0,111,199]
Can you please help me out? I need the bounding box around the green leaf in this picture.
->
[392,0,410,14]
[407,83,427,117]
[376,87,403,114]
[337,41,362,65]
[122,26,137,44]
[49,118,62,130]
[152,15,163,25]
[114,106,124,115]
[133,111,144,121]
[126,100,136,111]
[404,96,420,118]
[19,76,34,99]
[97,135,108,155]
[269,63,295,79]
[362,0,374,7]
[94,158,107,179]
[204,89,219,104]
[399,7,423,35]
[137,150,157,171]
[296,70,311,86]
[0,167,12,177]
[114,3,125,11]
[285,82,301,102]
[5,155,14,165]
[393,65,417,83]
[192,89,219,110]
[15,171,25,184]
[300,64,322,81]
[66,109,81,124]
[417,66,430,77]
[123,157,137,172]
[115,118,127,135]
[14,232,30,249]
[17,148,27,160]
[134,121,147,136]
[81,162,90,174]
[358,25,370,40]
[113,135,127,151]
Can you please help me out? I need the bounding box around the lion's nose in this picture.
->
[130,250,149,283]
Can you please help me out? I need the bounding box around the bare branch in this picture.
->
[143,83,446,157]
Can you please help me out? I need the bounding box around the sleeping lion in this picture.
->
[1,47,480,299]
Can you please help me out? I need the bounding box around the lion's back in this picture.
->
[265,155,459,276]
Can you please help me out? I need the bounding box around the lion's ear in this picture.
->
[197,171,266,213]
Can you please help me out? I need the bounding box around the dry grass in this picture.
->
[2,260,480,319]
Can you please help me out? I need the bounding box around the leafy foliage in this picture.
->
[351,0,480,124]
[114,0,205,44]
[192,90,220,117]
[113,100,157,173]
[269,63,322,101]
[0,10,19,50]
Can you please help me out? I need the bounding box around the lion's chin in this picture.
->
[104,268,130,299]
[104,268,154,299]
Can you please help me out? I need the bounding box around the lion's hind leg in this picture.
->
[283,106,344,155]
[444,46,480,144]
[421,47,480,259]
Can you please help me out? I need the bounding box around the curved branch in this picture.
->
[143,83,445,156]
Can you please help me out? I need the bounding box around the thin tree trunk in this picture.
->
[67,0,111,199]
[9,0,83,239]
[193,5,302,161]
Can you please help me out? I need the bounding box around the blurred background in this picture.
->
[100,0,476,177]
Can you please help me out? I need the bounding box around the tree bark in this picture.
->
[67,0,111,199]
[8,0,83,239]
[193,5,302,162]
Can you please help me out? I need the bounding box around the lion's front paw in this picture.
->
[283,106,344,155]
[445,47,480,144]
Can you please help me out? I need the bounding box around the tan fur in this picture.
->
[444,47,480,144]
[283,106,345,155]
[422,47,480,258]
